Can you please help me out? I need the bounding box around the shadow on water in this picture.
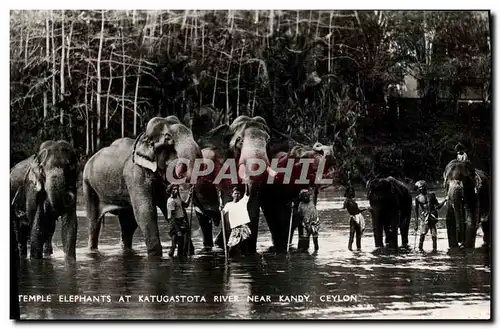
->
[17,189,491,319]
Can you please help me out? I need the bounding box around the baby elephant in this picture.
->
[296,189,320,252]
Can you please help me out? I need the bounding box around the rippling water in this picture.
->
[16,189,491,320]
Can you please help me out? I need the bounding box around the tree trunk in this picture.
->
[236,46,244,117]
[268,10,274,37]
[43,92,48,125]
[212,68,218,106]
[121,27,126,138]
[226,47,233,125]
[105,49,113,130]
[44,16,50,121]
[67,20,74,84]
[96,10,105,149]
[50,10,56,107]
[90,88,94,154]
[24,29,29,67]
[60,10,65,124]
[134,56,142,136]
[296,11,300,36]
[85,58,91,155]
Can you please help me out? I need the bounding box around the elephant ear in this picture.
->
[133,133,158,172]
[28,151,47,192]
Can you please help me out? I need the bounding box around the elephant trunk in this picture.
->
[448,180,465,246]
[173,136,202,183]
[45,169,75,214]
[238,136,272,183]
[60,209,77,260]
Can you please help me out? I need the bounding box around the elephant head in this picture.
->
[230,116,274,181]
[133,116,202,183]
[200,115,274,183]
[28,140,78,259]
[366,177,396,215]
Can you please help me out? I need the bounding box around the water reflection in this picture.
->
[17,189,490,319]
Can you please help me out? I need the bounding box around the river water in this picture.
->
[16,188,491,320]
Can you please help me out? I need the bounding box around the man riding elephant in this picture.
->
[443,159,490,249]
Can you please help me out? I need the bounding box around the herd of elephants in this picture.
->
[10,112,492,262]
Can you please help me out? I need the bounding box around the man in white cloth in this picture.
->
[220,186,252,249]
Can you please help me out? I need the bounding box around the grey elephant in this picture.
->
[443,160,490,249]
[10,140,78,260]
[192,115,275,253]
[260,142,335,251]
[366,176,412,250]
[83,116,202,257]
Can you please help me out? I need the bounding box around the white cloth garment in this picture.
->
[222,194,251,229]
[353,213,366,233]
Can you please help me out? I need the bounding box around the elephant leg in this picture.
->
[196,213,214,249]
[29,203,45,259]
[400,217,410,248]
[242,198,261,255]
[383,225,391,247]
[391,220,399,250]
[372,216,384,249]
[85,181,102,250]
[289,212,301,246]
[18,223,30,258]
[446,207,458,248]
[118,210,138,250]
[43,219,56,255]
[130,193,162,257]
[464,209,477,249]
[481,218,490,247]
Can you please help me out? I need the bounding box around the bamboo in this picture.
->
[24,29,29,66]
[133,56,142,136]
[67,20,74,83]
[226,46,233,125]
[105,48,113,130]
[121,27,126,138]
[296,10,300,36]
[96,10,105,149]
[236,46,244,117]
[50,10,56,107]
[212,68,218,106]
[60,10,65,124]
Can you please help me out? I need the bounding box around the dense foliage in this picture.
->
[10,10,491,185]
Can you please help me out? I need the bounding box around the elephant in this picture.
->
[10,140,78,260]
[259,142,335,251]
[191,115,275,254]
[443,160,490,249]
[366,176,412,250]
[83,116,202,257]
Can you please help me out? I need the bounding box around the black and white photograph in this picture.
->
[8,8,492,320]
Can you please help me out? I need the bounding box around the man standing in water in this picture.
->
[414,180,447,252]
[167,184,194,258]
[343,186,368,251]
[217,186,252,253]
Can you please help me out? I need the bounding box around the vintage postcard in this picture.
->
[9,9,491,320]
